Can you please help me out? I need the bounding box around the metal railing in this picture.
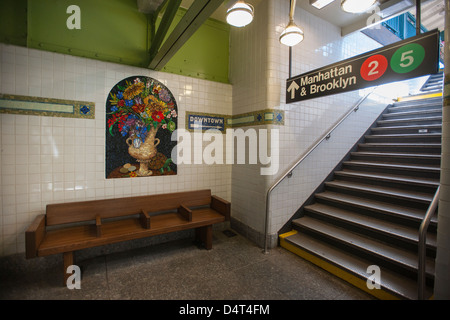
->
[263,89,377,253]
[418,186,440,300]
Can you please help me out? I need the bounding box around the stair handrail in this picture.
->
[418,185,440,300]
[264,89,377,254]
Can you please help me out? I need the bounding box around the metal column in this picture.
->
[434,0,450,300]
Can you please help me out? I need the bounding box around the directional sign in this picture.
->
[287,81,300,99]
[188,113,225,131]
[286,30,440,103]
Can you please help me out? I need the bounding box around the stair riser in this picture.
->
[358,144,441,154]
[382,111,442,120]
[350,155,440,166]
[422,87,442,92]
[333,174,439,195]
[342,163,440,180]
[323,185,432,209]
[377,118,442,127]
[371,127,442,135]
[364,136,441,144]
[392,98,443,108]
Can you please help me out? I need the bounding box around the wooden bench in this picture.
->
[25,189,230,285]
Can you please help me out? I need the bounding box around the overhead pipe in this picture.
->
[416,0,421,35]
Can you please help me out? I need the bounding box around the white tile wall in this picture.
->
[0,44,232,256]
[0,0,413,255]
[230,0,391,241]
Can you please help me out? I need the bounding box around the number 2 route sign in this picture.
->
[286,30,440,104]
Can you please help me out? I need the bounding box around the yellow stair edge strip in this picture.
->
[279,230,400,300]
[397,92,442,102]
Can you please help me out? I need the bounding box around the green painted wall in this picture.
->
[0,0,27,46]
[0,0,230,83]
[160,8,230,83]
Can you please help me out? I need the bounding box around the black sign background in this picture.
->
[286,30,440,104]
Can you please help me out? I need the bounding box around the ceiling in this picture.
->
[297,0,445,35]
[137,0,445,70]
[178,0,446,35]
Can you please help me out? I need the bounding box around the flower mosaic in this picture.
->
[105,76,178,179]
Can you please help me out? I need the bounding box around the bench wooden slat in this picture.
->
[46,190,213,226]
[37,208,225,256]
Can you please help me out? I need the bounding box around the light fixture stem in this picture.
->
[289,0,297,21]
[416,0,421,35]
[289,46,292,78]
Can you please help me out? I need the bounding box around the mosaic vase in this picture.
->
[126,126,160,176]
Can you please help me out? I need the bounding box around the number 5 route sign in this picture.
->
[286,30,440,103]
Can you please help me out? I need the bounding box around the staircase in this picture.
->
[420,73,444,93]
[280,75,443,300]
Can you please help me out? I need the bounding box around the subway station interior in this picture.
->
[0,0,449,303]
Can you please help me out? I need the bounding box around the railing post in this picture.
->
[418,186,440,300]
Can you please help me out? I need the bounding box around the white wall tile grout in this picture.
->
[0,43,233,256]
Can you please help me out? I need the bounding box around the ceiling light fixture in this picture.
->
[226,0,254,27]
[341,0,377,13]
[280,0,304,47]
[310,0,335,10]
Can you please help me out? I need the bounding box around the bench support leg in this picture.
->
[63,251,74,286]
[195,225,213,250]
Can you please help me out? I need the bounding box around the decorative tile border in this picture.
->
[186,109,284,132]
[0,94,95,119]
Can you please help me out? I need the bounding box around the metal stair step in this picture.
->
[377,116,442,127]
[314,191,438,226]
[282,232,432,300]
[382,109,442,119]
[351,151,440,160]
[303,203,437,249]
[364,133,441,143]
[350,151,441,166]
[371,124,442,134]
[334,170,440,189]
[358,143,441,154]
[388,101,442,112]
[392,96,442,108]
[291,216,435,278]
[324,180,434,204]
[343,160,440,173]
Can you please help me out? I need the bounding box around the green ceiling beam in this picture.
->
[148,0,182,61]
[148,0,225,70]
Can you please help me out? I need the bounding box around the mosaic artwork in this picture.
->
[106,76,177,179]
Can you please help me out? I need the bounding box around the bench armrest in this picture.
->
[211,195,230,221]
[25,214,46,259]
[140,209,151,229]
[178,204,192,222]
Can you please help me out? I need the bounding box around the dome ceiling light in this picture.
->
[280,0,304,47]
[309,0,335,10]
[341,0,378,13]
[226,1,254,27]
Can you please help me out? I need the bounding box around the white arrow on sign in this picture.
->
[287,80,299,99]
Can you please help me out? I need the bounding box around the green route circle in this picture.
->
[390,43,425,74]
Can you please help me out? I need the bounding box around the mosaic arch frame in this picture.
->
[105,76,178,179]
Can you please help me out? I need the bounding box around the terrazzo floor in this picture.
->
[0,229,374,302]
